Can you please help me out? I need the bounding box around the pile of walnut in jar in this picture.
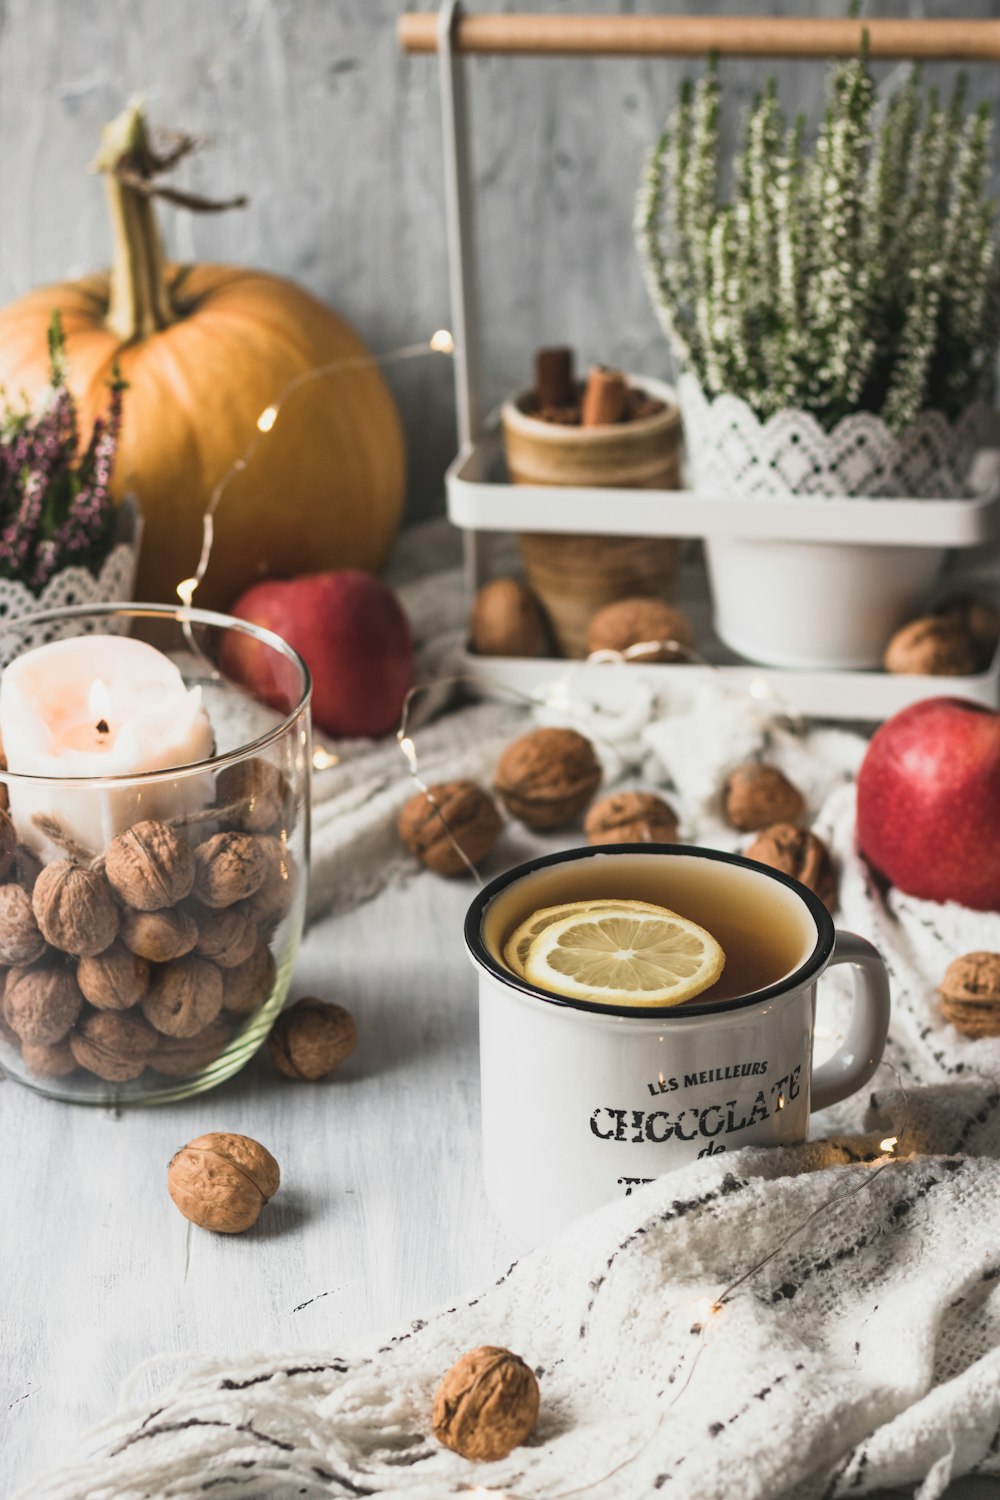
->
[0,757,297,1085]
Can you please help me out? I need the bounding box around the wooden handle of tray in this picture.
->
[398,13,1000,61]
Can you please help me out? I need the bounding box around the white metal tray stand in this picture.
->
[400,5,1000,721]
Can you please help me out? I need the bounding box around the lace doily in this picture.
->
[678,373,991,500]
[0,542,139,666]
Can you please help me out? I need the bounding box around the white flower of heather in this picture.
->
[635,47,1000,435]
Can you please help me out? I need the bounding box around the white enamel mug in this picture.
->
[465,845,891,1246]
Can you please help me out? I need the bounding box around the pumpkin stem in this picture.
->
[94,102,247,342]
[94,102,178,341]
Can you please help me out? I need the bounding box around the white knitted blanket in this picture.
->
[24,531,1000,1500]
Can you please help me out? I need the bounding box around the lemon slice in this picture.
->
[523,901,725,1006]
[503,898,667,978]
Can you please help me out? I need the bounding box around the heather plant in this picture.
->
[0,314,124,592]
[637,45,1000,434]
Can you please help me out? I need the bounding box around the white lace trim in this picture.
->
[0,543,138,664]
[678,372,991,500]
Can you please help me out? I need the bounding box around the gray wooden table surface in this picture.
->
[1,866,997,1499]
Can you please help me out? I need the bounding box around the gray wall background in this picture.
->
[1,0,999,522]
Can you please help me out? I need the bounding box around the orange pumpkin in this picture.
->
[0,104,406,609]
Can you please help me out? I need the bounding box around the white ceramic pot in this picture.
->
[705,536,944,670]
[678,374,981,670]
[465,845,891,1247]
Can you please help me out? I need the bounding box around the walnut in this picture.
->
[935,595,1000,669]
[194,832,267,909]
[939,952,1000,1038]
[22,1037,77,1078]
[70,1009,158,1082]
[0,807,16,880]
[216,757,289,834]
[495,727,601,831]
[221,941,276,1018]
[586,597,694,662]
[167,1131,280,1234]
[723,764,805,833]
[104,820,196,911]
[151,1017,234,1078]
[398,781,502,876]
[267,998,357,1081]
[470,579,549,658]
[4,966,82,1045]
[143,955,224,1038]
[121,906,199,963]
[77,941,150,1010]
[432,1346,540,1462]
[0,882,45,965]
[584,790,680,846]
[32,861,118,957]
[745,823,837,910]
[883,616,979,676]
[193,902,258,968]
[246,837,299,929]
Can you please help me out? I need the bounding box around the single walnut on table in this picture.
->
[723,764,805,833]
[495,727,601,831]
[432,1345,540,1463]
[167,1131,280,1234]
[470,578,549,659]
[745,823,837,910]
[398,780,502,877]
[104,820,196,911]
[884,616,980,677]
[584,790,679,846]
[939,952,1000,1038]
[268,997,357,1081]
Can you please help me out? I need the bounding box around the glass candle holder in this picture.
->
[0,603,311,1105]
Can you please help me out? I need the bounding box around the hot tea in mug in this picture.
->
[466,844,891,1245]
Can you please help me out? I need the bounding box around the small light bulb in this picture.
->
[312,747,340,771]
[776,1092,785,1111]
[177,577,198,608]
[430,329,455,354]
[879,1136,898,1154]
[256,405,278,433]
[398,734,418,774]
[749,676,773,701]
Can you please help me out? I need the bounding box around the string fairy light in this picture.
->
[174,330,456,611]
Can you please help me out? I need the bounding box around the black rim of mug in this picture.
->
[465,842,836,1020]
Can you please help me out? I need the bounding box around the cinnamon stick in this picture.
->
[582,365,627,426]
[534,347,575,410]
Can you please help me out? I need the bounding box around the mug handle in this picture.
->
[811,930,891,1112]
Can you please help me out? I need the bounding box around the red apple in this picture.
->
[856,697,1000,911]
[227,570,413,739]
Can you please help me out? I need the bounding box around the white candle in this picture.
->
[0,635,215,856]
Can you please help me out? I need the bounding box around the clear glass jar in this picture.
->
[0,603,310,1105]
